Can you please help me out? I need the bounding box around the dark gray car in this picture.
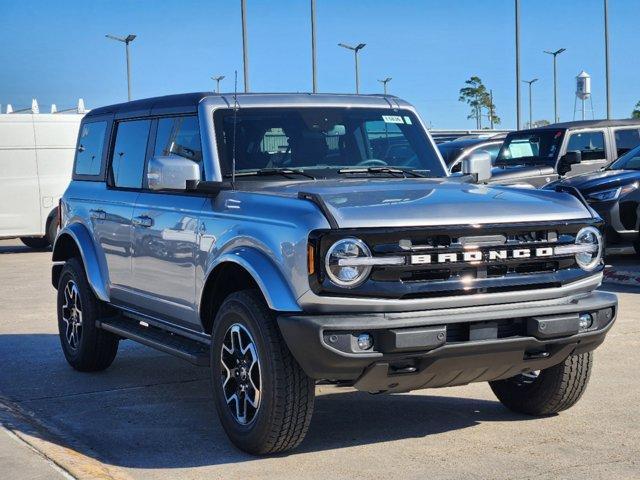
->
[52,93,616,455]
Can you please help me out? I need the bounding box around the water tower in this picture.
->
[573,70,595,120]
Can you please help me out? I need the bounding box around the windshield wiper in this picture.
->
[226,168,316,180]
[338,166,427,178]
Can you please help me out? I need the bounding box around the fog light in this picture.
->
[357,333,373,350]
[579,313,593,331]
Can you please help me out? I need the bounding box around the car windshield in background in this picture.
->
[213,108,446,178]
[495,130,564,167]
[609,143,640,170]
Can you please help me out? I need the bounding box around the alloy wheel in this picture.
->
[61,280,83,350]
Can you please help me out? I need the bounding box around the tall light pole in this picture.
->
[544,48,566,123]
[338,43,366,94]
[377,77,392,95]
[515,0,521,130]
[241,0,249,92]
[604,0,611,119]
[523,78,538,128]
[211,75,225,93]
[310,0,318,93]
[105,34,137,101]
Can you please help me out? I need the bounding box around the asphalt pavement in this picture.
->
[0,239,638,480]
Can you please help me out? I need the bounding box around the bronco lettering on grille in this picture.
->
[410,247,554,265]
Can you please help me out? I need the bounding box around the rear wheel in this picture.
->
[210,290,315,454]
[489,352,593,415]
[57,258,119,371]
[19,210,59,249]
[20,236,50,249]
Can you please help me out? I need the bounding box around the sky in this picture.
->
[1,0,638,129]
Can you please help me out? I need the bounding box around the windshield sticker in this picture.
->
[403,116,412,124]
[382,115,404,124]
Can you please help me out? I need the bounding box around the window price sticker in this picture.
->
[382,115,404,124]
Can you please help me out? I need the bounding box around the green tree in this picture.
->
[459,76,500,129]
[632,101,640,119]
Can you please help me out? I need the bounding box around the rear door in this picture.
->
[130,115,206,327]
[562,129,609,177]
[612,127,640,160]
[93,118,150,302]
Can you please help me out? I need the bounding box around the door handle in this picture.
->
[90,209,106,220]
[132,215,153,228]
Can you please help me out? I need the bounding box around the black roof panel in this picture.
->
[541,119,640,130]
[85,92,213,118]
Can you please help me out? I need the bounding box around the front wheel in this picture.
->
[489,352,593,415]
[211,290,315,455]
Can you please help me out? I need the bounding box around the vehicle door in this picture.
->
[0,116,42,237]
[130,115,206,327]
[561,129,609,177]
[612,127,640,160]
[93,118,151,302]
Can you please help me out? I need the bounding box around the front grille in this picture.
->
[310,220,601,299]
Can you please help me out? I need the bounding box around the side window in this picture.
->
[566,131,606,161]
[614,129,640,157]
[74,121,107,176]
[154,116,202,163]
[110,119,151,188]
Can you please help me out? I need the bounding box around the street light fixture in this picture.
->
[105,34,137,101]
[604,0,611,119]
[377,77,392,95]
[241,0,249,92]
[338,43,366,94]
[211,75,225,93]
[544,48,566,123]
[523,78,538,128]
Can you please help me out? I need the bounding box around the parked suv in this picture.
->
[491,119,640,187]
[52,93,616,455]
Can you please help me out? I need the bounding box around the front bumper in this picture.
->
[277,291,617,393]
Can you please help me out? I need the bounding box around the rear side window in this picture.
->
[110,119,151,188]
[614,128,640,157]
[74,121,107,176]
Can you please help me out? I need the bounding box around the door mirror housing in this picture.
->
[462,151,492,183]
[558,150,582,176]
[147,156,201,190]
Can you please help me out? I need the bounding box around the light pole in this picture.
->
[310,0,318,93]
[338,43,366,94]
[211,75,225,93]
[105,34,137,101]
[515,0,521,130]
[523,78,538,128]
[544,48,566,123]
[241,0,249,92]
[377,77,392,95]
[604,0,611,119]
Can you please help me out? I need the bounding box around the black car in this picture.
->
[546,143,640,252]
[438,135,505,173]
[490,119,640,187]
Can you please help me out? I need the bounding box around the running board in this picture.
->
[97,316,210,366]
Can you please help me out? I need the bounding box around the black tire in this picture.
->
[56,257,119,372]
[210,289,315,455]
[45,210,59,247]
[20,236,50,249]
[489,352,593,416]
[633,240,640,256]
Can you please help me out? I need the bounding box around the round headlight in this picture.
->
[575,226,603,271]
[325,238,372,288]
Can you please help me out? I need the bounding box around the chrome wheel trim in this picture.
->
[61,280,83,350]
[220,323,262,425]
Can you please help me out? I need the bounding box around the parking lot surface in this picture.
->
[0,238,639,480]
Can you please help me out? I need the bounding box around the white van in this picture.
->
[0,103,84,248]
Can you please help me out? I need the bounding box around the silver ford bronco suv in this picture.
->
[52,93,616,454]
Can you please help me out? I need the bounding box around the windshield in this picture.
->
[609,143,640,170]
[213,107,446,178]
[495,129,564,167]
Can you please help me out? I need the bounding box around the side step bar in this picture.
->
[97,316,210,366]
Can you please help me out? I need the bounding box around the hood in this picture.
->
[550,169,640,194]
[489,164,556,183]
[252,178,591,228]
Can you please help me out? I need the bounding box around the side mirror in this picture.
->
[558,150,582,176]
[462,151,492,183]
[147,156,201,191]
